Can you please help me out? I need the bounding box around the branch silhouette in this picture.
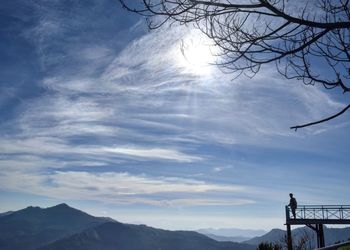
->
[291,104,350,131]
[119,0,350,129]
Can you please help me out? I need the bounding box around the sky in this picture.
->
[0,0,350,231]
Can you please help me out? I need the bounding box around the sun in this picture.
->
[174,32,217,76]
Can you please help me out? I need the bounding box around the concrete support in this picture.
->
[287,223,293,250]
[307,224,325,248]
[317,224,325,248]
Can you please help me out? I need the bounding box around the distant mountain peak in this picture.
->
[56,203,69,207]
[270,228,284,233]
[25,203,71,211]
[0,203,112,250]
[26,205,41,209]
[46,203,82,213]
[51,203,70,209]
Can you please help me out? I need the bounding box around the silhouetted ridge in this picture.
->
[0,204,109,250]
[49,203,70,209]
[0,211,13,217]
[39,221,256,250]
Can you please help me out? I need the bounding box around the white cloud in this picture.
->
[0,137,200,163]
[103,147,202,162]
[213,166,232,172]
[50,171,243,194]
[0,170,250,206]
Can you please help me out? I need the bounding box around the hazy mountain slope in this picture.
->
[197,228,266,242]
[202,233,252,243]
[0,211,13,217]
[244,229,286,245]
[0,203,109,250]
[39,221,256,250]
[324,227,350,244]
[245,227,350,247]
[198,228,266,238]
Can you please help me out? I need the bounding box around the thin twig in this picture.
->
[290,104,350,130]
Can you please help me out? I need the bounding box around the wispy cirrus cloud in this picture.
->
[10,7,345,152]
[102,147,202,162]
[0,137,201,163]
[0,170,251,206]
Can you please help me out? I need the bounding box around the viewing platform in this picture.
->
[285,205,350,250]
[286,205,350,225]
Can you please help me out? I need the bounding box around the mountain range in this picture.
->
[38,221,254,250]
[0,204,255,250]
[1,204,349,250]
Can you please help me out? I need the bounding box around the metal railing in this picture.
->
[286,205,350,221]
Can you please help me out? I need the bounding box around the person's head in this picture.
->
[289,193,293,198]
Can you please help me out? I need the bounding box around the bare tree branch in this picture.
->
[290,104,350,130]
[118,0,350,130]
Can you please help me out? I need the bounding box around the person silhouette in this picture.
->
[289,193,297,219]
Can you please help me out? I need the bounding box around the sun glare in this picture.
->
[174,32,217,76]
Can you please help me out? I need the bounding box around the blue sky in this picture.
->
[1,0,350,231]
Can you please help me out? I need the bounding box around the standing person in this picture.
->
[289,193,297,219]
